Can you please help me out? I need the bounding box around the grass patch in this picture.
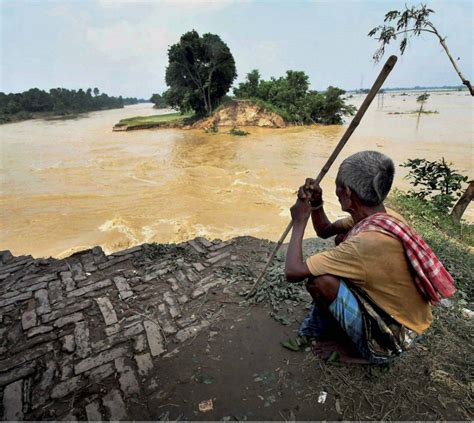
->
[116,112,194,128]
[387,190,473,302]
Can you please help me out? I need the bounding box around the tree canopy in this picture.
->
[150,93,167,109]
[234,70,356,125]
[164,30,237,116]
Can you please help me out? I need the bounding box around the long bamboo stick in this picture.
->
[246,55,398,299]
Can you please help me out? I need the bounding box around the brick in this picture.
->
[35,288,51,315]
[115,357,140,395]
[0,291,32,308]
[188,240,206,254]
[93,323,144,352]
[206,252,230,264]
[22,281,48,292]
[186,270,199,283]
[87,362,115,383]
[98,254,133,270]
[143,321,165,357]
[192,262,206,272]
[74,321,90,358]
[0,250,13,264]
[135,353,153,376]
[22,299,37,330]
[61,334,76,353]
[50,375,85,399]
[196,237,213,248]
[0,343,53,373]
[27,325,53,338]
[1,289,20,299]
[75,345,129,374]
[178,294,189,304]
[112,245,142,256]
[0,361,36,387]
[37,360,56,392]
[3,379,23,420]
[85,400,103,421]
[71,263,86,281]
[166,277,179,292]
[175,320,210,343]
[60,271,76,292]
[48,280,63,303]
[102,389,128,421]
[54,312,84,328]
[10,333,57,355]
[133,334,147,353]
[113,276,133,300]
[163,292,181,319]
[95,297,118,326]
[176,315,198,329]
[66,279,112,298]
[42,299,91,323]
[60,357,73,381]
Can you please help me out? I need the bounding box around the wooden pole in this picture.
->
[246,55,398,299]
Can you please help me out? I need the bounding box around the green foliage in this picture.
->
[368,4,435,62]
[248,263,311,324]
[150,93,167,108]
[416,92,430,103]
[164,30,237,116]
[388,190,473,300]
[204,124,219,134]
[0,87,139,122]
[228,127,249,136]
[234,70,356,125]
[401,158,469,213]
[117,112,193,128]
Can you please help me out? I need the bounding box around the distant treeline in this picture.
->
[0,87,145,123]
[351,85,467,94]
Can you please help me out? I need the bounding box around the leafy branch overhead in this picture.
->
[368,4,473,95]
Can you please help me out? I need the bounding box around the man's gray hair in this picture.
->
[336,151,395,206]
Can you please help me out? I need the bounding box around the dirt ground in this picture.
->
[148,290,473,421]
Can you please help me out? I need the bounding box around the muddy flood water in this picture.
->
[1,92,472,258]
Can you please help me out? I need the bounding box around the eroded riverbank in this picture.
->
[0,235,471,421]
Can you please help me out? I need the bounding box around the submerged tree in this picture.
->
[164,30,237,115]
[368,4,473,96]
[416,92,429,126]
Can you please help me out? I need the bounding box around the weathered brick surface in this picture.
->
[0,237,265,421]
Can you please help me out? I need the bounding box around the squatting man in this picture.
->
[284,150,456,363]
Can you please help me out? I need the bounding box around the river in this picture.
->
[1,92,472,258]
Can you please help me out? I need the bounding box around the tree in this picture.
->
[450,182,474,223]
[234,70,355,125]
[150,93,167,108]
[93,88,100,97]
[416,92,429,125]
[164,30,237,115]
[368,4,473,96]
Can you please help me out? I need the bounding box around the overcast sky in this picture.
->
[1,0,472,98]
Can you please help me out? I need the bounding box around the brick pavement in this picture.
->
[0,237,271,420]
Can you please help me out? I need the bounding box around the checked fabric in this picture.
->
[345,212,456,304]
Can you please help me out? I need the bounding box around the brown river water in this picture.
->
[1,92,472,258]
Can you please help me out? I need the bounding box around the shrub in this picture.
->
[400,158,469,213]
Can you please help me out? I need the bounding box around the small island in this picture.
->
[113,31,356,132]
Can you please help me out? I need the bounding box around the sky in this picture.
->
[1,0,473,98]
